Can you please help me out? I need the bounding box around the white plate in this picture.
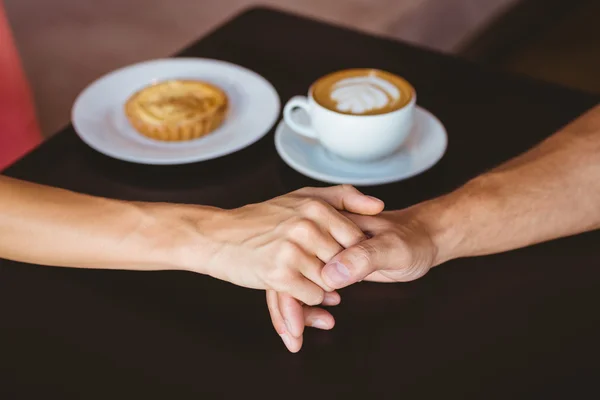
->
[275,106,448,185]
[72,58,280,164]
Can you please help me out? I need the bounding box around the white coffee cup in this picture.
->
[283,69,416,162]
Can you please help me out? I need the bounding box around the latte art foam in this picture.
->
[330,76,401,114]
[312,69,414,116]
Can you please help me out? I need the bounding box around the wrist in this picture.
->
[134,202,226,274]
[399,193,468,267]
[403,176,503,266]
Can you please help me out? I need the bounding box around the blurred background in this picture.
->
[4,0,599,138]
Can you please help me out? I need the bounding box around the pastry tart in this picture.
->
[125,79,228,141]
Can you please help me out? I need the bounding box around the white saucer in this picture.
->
[274,106,447,185]
[72,58,280,165]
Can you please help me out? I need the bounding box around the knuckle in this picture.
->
[347,224,366,243]
[289,218,320,239]
[305,289,325,306]
[276,240,303,264]
[348,243,376,270]
[340,184,358,194]
[301,198,329,216]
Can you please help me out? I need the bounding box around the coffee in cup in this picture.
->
[283,69,416,162]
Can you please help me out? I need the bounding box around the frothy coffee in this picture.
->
[311,69,414,116]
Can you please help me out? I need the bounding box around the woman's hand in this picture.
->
[0,175,383,353]
[177,185,384,305]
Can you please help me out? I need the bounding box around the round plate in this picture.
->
[72,58,280,164]
[274,106,448,185]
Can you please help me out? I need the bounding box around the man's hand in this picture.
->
[268,104,600,352]
[321,210,438,287]
[267,209,440,352]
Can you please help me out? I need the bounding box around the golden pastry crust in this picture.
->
[125,80,228,141]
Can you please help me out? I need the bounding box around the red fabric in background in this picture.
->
[0,1,42,170]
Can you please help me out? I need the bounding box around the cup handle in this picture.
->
[283,96,318,139]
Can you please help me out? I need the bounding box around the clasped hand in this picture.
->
[180,185,437,352]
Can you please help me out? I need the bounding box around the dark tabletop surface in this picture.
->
[1,6,599,399]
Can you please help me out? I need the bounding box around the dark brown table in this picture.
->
[1,7,599,399]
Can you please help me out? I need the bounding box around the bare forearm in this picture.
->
[416,104,600,264]
[0,176,211,270]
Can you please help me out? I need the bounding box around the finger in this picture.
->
[299,199,367,248]
[277,293,336,337]
[322,290,341,306]
[288,218,344,270]
[279,273,326,307]
[297,257,332,293]
[266,290,303,353]
[303,306,335,330]
[284,235,334,292]
[277,292,306,338]
[321,236,389,289]
[266,290,287,335]
[320,207,368,249]
[272,242,326,305]
[276,291,340,339]
[296,185,384,215]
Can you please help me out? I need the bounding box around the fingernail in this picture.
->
[311,319,329,329]
[322,292,340,306]
[280,333,292,349]
[324,261,350,285]
[284,319,293,334]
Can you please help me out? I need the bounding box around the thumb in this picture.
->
[321,237,384,289]
[297,185,384,215]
